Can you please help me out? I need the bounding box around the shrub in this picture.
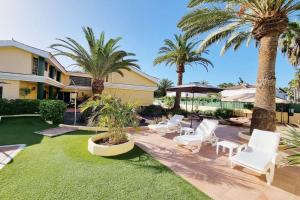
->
[163,96,175,108]
[281,126,300,166]
[196,110,215,117]
[214,108,234,119]
[166,108,188,117]
[138,105,166,117]
[0,99,40,115]
[39,100,67,124]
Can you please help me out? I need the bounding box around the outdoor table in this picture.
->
[216,140,239,159]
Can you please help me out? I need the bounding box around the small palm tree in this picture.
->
[155,78,174,97]
[280,22,300,66]
[50,27,139,95]
[282,126,300,166]
[154,34,213,108]
[178,0,300,132]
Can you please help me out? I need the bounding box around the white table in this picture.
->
[216,140,239,158]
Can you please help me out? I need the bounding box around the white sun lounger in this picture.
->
[173,119,219,153]
[230,129,281,185]
[148,114,184,134]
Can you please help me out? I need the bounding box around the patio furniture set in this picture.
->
[148,115,281,185]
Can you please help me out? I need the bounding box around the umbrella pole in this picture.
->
[190,93,194,128]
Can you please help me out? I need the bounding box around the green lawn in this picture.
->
[0,117,210,200]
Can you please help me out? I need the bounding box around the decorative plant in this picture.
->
[19,88,31,99]
[163,96,175,108]
[82,96,139,145]
[282,126,300,166]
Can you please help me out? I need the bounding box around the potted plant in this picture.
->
[86,96,139,156]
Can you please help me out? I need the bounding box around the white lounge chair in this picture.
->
[148,114,184,134]
[230,129,281,185]
[173,119,219,153]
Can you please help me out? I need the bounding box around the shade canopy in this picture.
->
[222,93,290,104]
[167,83,223,94]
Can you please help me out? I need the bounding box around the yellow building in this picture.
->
[0,40,158,105]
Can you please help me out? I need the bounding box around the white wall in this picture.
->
[1,80,20,99]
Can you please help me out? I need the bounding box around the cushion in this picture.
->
[249,129,280,154]
[173,135,204,146]
[231,147,274,172]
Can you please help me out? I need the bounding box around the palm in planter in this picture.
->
[99,96,139,145]
[178,0,300,132]
[50,27,139,95]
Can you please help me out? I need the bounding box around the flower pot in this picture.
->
[88,133,134,156]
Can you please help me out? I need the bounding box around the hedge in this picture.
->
[39,100,67,124]
[0,99,40,115]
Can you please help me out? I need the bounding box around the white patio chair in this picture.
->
[230,129,281,185]
[173,119,219,153]
[148,114,184,134]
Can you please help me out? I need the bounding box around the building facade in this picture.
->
[0,40,158,105]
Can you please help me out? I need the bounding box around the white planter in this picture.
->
[88,133,134,156]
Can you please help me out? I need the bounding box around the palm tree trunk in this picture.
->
[250,35,279,133]
[92,78,104,96]
[174,65,184,109]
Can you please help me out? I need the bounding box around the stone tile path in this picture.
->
[0,144,25,169]
[35,127,77,137]
[134,123,300,200]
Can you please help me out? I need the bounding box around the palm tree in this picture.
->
[154,34,213,108]
[155,78,174,97]
[199,80,209,85]
[280,22,300,66]
[50,27,139,96]
[178,0,300,132]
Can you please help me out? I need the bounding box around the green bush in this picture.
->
[138,105,166,117]
[214,108,234,119]
[0,99,40,115]
[163,96,175,108]
[39,100,67,124]
[166,108,188,117]
[196,110,215,117]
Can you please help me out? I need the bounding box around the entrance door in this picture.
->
[64,92,70,103]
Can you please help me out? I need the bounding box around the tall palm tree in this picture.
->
[50,27,139,96]
[154,34,213,108]
[178,0,300,132]
[280,22,300,66]
[155,78,174,97]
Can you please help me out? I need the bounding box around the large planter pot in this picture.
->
[88,133,134,156]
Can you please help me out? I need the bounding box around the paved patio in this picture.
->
[0,144,25,169]
[134,122,300,200]
[35,127,77,137]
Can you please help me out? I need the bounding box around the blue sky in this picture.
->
[0,0,296,87]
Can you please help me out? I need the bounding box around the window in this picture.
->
[0,87,2,99]
[32,57,38,75]
[70,76,91,87]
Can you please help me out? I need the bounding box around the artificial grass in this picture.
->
[0,117,211,200]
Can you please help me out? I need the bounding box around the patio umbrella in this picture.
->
[167,83,223,127]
